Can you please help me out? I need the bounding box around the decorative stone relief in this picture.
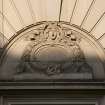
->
[16,23,92,77]
[0,22,105,80]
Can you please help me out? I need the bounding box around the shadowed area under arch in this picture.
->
[0,21,105,81]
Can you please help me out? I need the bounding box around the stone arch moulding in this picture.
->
[0,21,105,81]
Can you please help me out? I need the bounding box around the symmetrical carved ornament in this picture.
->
[15,22,92,78]
[0,22,105,80]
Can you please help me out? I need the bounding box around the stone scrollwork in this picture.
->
[15,22,93,78]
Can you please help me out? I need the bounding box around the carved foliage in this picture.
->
[16,22,92,77]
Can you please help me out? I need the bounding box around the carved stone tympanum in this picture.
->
[0,22,105,81]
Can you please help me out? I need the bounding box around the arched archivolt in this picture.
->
[0,21,105,81]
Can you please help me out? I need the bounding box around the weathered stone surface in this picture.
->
[0,22,105,81]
